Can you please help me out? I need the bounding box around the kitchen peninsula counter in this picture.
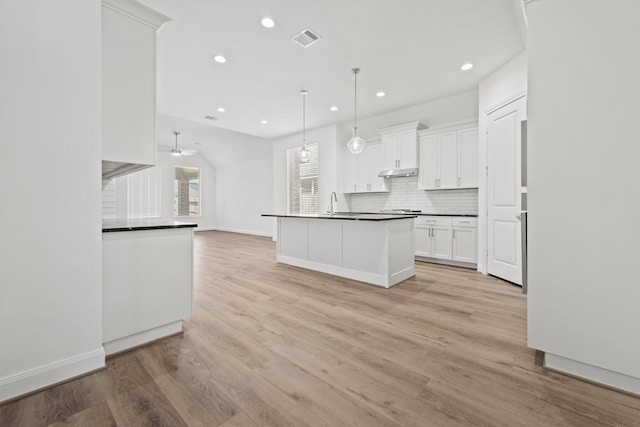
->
[102,218,195,355]
[102,218,197,232]
[263,214,416,288]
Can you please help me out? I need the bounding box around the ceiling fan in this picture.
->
[168,130,198,156]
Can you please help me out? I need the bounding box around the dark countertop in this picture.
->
[102,218,198,233]
[262,213,417,221]
[341,212,478,217]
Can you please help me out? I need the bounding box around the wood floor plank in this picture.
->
[2,230,640,426]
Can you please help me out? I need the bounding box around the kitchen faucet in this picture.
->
[329,191,338,215]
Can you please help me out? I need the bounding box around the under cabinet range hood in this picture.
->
[378,168,419,178]
[102,160,153,180]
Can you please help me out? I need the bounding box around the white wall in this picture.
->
[271,124,341,238]
[157,151,216,230]
[155,114,273,236]
[339,91,479,142]
[477,52,527,273]
[527,0,640,394]
[216,156,273,237]
[0,0,104,401]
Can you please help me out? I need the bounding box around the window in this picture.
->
[174,166,200,216]
[287,142,319,214]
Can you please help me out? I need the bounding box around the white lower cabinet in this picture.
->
[415,216,477,266]
[452,217,478,263]
[415,216,452,260]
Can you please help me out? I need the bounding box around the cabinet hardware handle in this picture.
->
[354,184,356,192]
[459,221,469,224]
[458,177,461,186]
[434,178,437,186]
[453,229,456,238]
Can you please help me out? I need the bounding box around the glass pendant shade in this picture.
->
[299,145,311,163]
[347,68,366,154]
[347,127,366,154]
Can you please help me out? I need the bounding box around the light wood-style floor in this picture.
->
[2,231,639,426]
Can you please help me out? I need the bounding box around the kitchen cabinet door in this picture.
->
[431,226,453,260]
[419,135,438,189]
[357,148,372,191]
[457,127,479,188]
[452,226,477,263]
[381,133,399,170]
[438,131,458,188]
[397,129,418,169]
[414,225,433,257]
[343,151,358,193]
[367,144,389,192]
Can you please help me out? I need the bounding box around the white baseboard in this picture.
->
[103,321,182,356]
[545,353,640,396]
[210,226,272,238]
[277,255,413,288]
[0,347,105,403]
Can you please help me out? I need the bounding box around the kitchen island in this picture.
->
[102,218,196,355]
[262,214,416,288]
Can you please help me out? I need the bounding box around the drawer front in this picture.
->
[452,217,477,228]
[415,216,452,227]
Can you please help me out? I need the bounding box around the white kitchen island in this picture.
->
[263,214,416,288]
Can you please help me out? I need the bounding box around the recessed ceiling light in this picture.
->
[376,91,386,97]
[216,107,225,113]
[329,106,338,112]
[460,62,473,71]
[260,17,275,28]
[213,55,227,64]
[260,120,268,124]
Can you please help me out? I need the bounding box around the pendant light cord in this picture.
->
[352,68,360,130]
[302,91,307,148]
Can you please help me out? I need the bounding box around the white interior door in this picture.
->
[486,97,525,285]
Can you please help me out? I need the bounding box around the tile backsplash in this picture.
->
[338,176,478,214]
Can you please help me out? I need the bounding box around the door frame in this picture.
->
[478,90,527,276]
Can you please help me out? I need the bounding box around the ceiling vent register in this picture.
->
[292,28,322,48]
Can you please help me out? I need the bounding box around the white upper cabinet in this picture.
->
[102,0,170,167]
[343,143,389,194]
[418,121,479,190]
[457,127,480,188]
[379,122,425,170]
[343,150,358,193]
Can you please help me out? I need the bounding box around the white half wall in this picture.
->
[477,51,527,274]
[527,0,640,394]
[0,0,104,401]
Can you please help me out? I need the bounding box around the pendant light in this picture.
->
[346,67,366,154]
[171,131,182,156]
[299,90,311,163]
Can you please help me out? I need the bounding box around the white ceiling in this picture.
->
[139,0,524,141]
